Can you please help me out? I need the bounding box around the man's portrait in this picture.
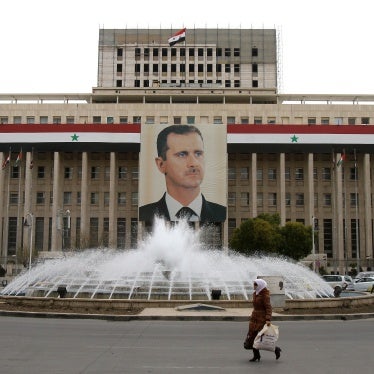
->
[139,124,227,223]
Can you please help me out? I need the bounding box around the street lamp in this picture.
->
[312,216,317,272]
[24,213,34,274]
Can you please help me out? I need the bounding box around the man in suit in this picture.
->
[139,125,226,224]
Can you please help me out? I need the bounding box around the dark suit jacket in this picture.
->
[139,193,226,223]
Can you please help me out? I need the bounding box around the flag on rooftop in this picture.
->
[2,153,10,169]
[15,150,22,166]
[168,28,186,46]
[337,151,346,167]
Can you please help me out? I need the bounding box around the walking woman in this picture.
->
[246,279,281,362]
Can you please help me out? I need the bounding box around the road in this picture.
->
[0,316,373,373]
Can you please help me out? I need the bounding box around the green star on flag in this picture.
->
[71,133,79,141]
[291,134,299,143]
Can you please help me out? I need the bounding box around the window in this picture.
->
[295,168,304,181]
[225,64,231,73]
[13,116,22,124]
[145,116,155,124]
[9,192,18,204]
[118,192,126,205]
[119,116,128,124]
[228,167,236,181]
[90,192,99,205]
[234,48,240,57]
[53,116,61,124]
[285,193,291,206]
[322,167,331,181]
[66,116,75,124]
[241,117,249,124]
[63,192,72,204]
[0,116,8,124]
[77,192,81,205]
[313,167,318,180]
[117,218,126,249]
[257,192,263,207]
[240,192,249,206]
[227,116,235,124]
[252,63,258,73]
[153,48,159,57]
[213,116,222,124]
[321,117,329,125]
[268,168,277,180]
[187,116,195,125]
[228,192,236,206]
[361,117,369,125]
[93,116,101,124]
[104,192,110,206]
[131,192,138,206]
[285,167,291,181]
[40,116,48,124]
[268,193,277,206]
[118,166,127,179]
[107,116,114,124]
[131,167,139,180]
[348,117,356,125]
[252,47,258,57]
[307,117,316,125]
[64,167,72,179]
[117,48,123,57]
[324,193,332,206]
[133,116,141,124]
[198,48,204,57]
[224,48,231,57]
[350,193,358,207]
[240,167,249,180]
[11,166,19,179]
[37,167,45,179]
[334,117,343,125]
[252,80,258,87]
[36,192,45,204]
[228,218,236,237]
[26,116,35,124]
[254,117,262,124]
[173,117,182,125]
[350,167,358,180]
[91,167,99,179]
[295,193,304,206]
[257,168,263,180]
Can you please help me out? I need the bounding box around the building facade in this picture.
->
[0,28,373,276]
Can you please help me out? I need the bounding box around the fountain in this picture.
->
[1,218,334,300]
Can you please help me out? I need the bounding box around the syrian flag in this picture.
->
[168,28,186,46]
[337,151,346,167]
[15,150,22,166]
[2,153,10,169]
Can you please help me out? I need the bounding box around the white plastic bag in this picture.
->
[253,323,279,352]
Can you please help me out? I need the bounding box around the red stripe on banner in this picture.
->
[172,28,186,37]
[0,124,141,133]
[227,124,374,135]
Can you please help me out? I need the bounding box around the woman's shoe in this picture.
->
[275,346,281,360]
[249,349,261,362]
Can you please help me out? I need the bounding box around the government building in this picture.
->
[1,28,373,276]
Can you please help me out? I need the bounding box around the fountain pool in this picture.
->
[1,218,334,300]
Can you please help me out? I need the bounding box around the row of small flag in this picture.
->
[2,150,33,170]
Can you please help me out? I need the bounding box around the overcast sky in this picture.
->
[1,0,373,94]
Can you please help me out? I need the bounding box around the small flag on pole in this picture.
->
[337,151,346,167]
[2,153,10,169]
[168,28,186,46]
[15,150,22,166]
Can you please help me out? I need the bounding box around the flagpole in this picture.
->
[3,147,11,267]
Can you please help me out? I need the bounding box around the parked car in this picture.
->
[354,271,374,281]
[322,275,354,291]
[353,277,374,292]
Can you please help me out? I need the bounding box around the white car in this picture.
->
[354,271,374,281]
[353,277,374,292]
[322,275,354,291]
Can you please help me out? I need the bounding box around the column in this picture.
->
[51,152,61,251]
[335,153,345,274]
[80,152,89,248]
[306,153,314,225]
[250,153,257,218]
[363,153,373,262]
[0,153,6,258]
[279,152,286,226]
[109,152,117,248]
[22,152,33,253]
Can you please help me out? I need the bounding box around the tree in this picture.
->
[278,222,312,261]
[229,217,280,256]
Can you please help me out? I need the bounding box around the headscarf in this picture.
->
[254,278,267,295]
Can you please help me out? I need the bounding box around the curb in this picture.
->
[1,309,374,321]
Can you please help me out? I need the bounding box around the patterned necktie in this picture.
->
[176,207,195,220]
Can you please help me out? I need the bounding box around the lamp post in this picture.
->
[312,216,318,272]
[24,213,34,274]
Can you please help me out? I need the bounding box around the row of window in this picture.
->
[9,191,139,206]
[227,192,359,207]
[1,115,371,125]
[9,190,360,208]
[131,79,249,88]
[228,166,359,181]
[7,165,359,182]
[132,63,255,74]
[122,46,259,59]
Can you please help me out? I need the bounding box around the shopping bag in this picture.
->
[253,324,279,352]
